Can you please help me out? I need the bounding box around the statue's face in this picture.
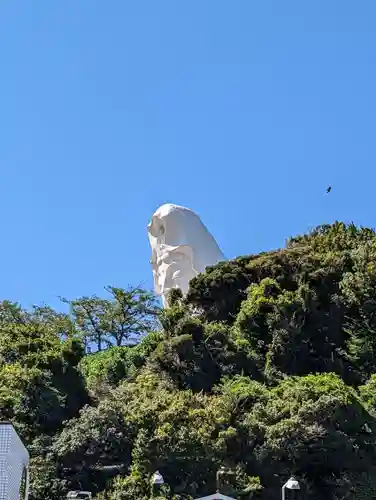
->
[153,244,195,296]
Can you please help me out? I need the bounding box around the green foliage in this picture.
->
[359,374,376,410]
[0,302,88,444]
[4,223,376,499]
[79,331,163,395]
[151,320,256,393]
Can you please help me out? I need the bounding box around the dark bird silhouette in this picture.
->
[326,186,332,194]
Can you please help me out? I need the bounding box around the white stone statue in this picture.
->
[148,203,225,307]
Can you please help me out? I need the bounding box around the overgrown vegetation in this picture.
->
[2,222,376,499]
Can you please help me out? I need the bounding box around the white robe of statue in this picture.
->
[148,203,225,307]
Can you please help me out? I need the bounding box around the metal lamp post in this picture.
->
[216,467,226,492]
[281,477,300,500]
[216,466,236,496]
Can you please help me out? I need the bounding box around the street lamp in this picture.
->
[216,466,236,495]
[152,470,164,485]
[151,471,165,498]
[281,477,300,500]
[216,466,226,491]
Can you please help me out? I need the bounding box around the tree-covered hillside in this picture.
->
[2,222,376,499]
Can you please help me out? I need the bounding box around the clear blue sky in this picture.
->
[1,1,375,308]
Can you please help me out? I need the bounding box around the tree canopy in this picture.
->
[3,222,376,499]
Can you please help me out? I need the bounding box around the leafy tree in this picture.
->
[2,222,376,500]
[0,301,88,441]
[63,286,160,351]
[79,331,163,396]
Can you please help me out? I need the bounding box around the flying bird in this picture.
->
[326,186,332,194]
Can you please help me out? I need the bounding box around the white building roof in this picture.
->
[194,494,236,500]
